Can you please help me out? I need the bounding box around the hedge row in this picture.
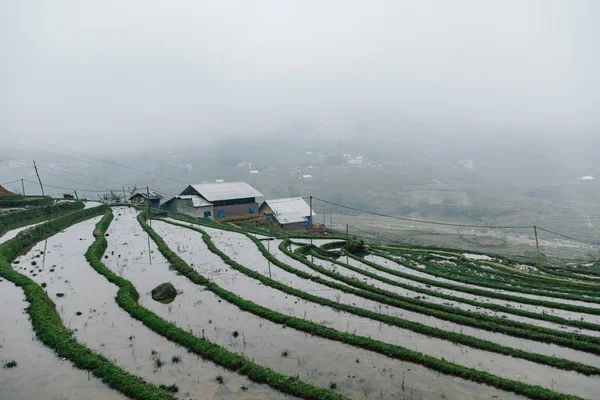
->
[0,201,84,236]
[92,212,346,400]
[0,205,177,400]
[0,195,54,208]
[159,217,600,378]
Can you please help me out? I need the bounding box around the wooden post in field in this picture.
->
[346,224,349,265]
[309,196,313,245]
[21,179,25,196]
[534,225,541,267]
[267,238,272,279]
[33,160,45,196]
[146,186,151,227]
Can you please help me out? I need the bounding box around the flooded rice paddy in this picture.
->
[157,218,600,399]
[3,207,599,399]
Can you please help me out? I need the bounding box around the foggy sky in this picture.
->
[1,0,598,151]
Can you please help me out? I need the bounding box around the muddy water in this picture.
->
[365,254,600,324]
[0,280,126,400]
[157,219,599,399]
[106,211,526,400]
[378,252,600,310]
[12,213,293,400]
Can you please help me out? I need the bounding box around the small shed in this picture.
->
[259,197,316,231]
[129,191,162,207]
[162,195,213,218]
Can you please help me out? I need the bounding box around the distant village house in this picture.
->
[163,182,263,221]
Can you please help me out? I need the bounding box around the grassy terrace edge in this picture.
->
[308,248,600,345]
[93,210,347,400]
[151,217,592,399]
[0,205,177,400]
[0,201,84,236]
[168,213,600,354]
[315,245,600,333]
[383,249,600,299]
[369,249,600,315]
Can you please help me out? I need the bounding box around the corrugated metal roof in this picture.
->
[130,191,163,200]
[187,182,263,202]
[174,195,213,207]
[262,197,315,224]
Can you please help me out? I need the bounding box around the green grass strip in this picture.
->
[294,245,600,355]
[158,217,600,381]
[332,249,600,332]
[380,247,600,302]
[310,248,600,347]
[0,195,54,208]
[394,250,600,299]
[372,249,600,315]
[0,205,176,400]
[89,211,347,400]
[0,201,84,236]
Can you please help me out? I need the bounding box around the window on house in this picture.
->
[203,210,212,218]
[218,210,225,218]
[249,206,255,214]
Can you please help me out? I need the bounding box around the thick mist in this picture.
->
[1,0,599,151]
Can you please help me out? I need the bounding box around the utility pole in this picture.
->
[122,186,126,204]
[146,186,151,227]
[329,209,332,230]
[534,225,541,267]
[74,190,79,200]
[21,179,25,196]
[32,161,45,196]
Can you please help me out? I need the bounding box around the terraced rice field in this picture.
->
[1,202,599,399]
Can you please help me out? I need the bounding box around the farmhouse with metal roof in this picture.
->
[163,182,263,220]
[259,197,316,231]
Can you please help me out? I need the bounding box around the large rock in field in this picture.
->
[93,228,102,238]
[151,282,177,302]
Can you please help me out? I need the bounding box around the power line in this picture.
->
[39,169,115,192]
[312,197,532,229]
[0,129,189,186]
[1,179,21,186]
[536,227,598,247]
[21,179,117,193]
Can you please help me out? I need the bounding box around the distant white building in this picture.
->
[302,174,312,179]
